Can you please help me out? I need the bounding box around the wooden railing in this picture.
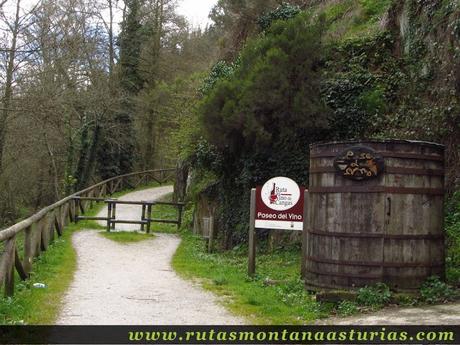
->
[74,198,185,233]
[0,169,176,297]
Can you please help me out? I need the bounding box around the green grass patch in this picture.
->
[172,232,333,324]
[100,231,155,243]
[150,193,180,234]
[312,0,392,41]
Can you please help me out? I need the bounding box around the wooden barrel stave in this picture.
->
[304,140,445,291]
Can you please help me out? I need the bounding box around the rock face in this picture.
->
[385,0,460,190]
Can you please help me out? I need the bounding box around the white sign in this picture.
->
[255,177,304,231]
[260,177,301,211]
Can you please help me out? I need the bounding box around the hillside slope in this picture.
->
[317,0,459,189]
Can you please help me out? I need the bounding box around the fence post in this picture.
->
[73,198,80,223]
[177,204,183,230]
[23,226,33,274]
[146,204,152,234]
[141,204,146,232]
[107,202,112,232]
[3,237,16,297]
[208,216,214,253]
[301,190,309,279]
[79,196,85,215]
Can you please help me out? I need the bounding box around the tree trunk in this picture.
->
[108,0,115,79]
[74,116,90,190]
[0,0,21,175]
[80,124,101,189]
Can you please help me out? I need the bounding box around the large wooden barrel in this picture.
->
[303,140,445,290]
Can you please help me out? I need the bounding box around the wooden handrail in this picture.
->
[0,168,176,297]
[0,169,175,241]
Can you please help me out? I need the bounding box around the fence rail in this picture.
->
[0,168,176,297]
[75,198,185,233]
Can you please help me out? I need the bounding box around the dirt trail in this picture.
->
[57,186,244,325]
[318,303,460,325]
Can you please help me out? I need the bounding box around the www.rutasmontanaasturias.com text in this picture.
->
[127,328,455,343]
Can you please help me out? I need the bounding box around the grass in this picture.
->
[172,232,333,325]
[151,193,180,234]
[312,0,392,41]
[100,231,155,243]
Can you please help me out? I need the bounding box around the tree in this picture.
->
[97,0,143,178]
[202,12,328,154]
[0,0,33,174]
[209,0,278,59]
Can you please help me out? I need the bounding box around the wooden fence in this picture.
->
[0,169,176,297]
[74,198,185,233]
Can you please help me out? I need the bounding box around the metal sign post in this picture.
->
[248,189,257,276]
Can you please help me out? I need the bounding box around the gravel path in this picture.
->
[57,187,244,325]
[318,303,460,325]
[96,186,173,231]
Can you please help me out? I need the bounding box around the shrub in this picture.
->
[258,3,301,31]
[357,283,391,308]
[420,276,455,304]
[337,300,358,317]
[446,191,460,285]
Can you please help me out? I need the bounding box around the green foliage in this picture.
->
[356,283,392,309]
[336,300,359,317]
[98,0,144,178]
[359,0,392,18]
[119,0,144,95]
[314,0,392,40]
[200,60,239,96]
[370,0,460,141]
[323,0,356,23]
[420,276,456,304]
[193,140,223,173]
[202,13,329,153]
[322,32,395,139]
[258,3,301,31]
[168,74,210,162]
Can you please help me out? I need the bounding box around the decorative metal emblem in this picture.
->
[334,146,384,181]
